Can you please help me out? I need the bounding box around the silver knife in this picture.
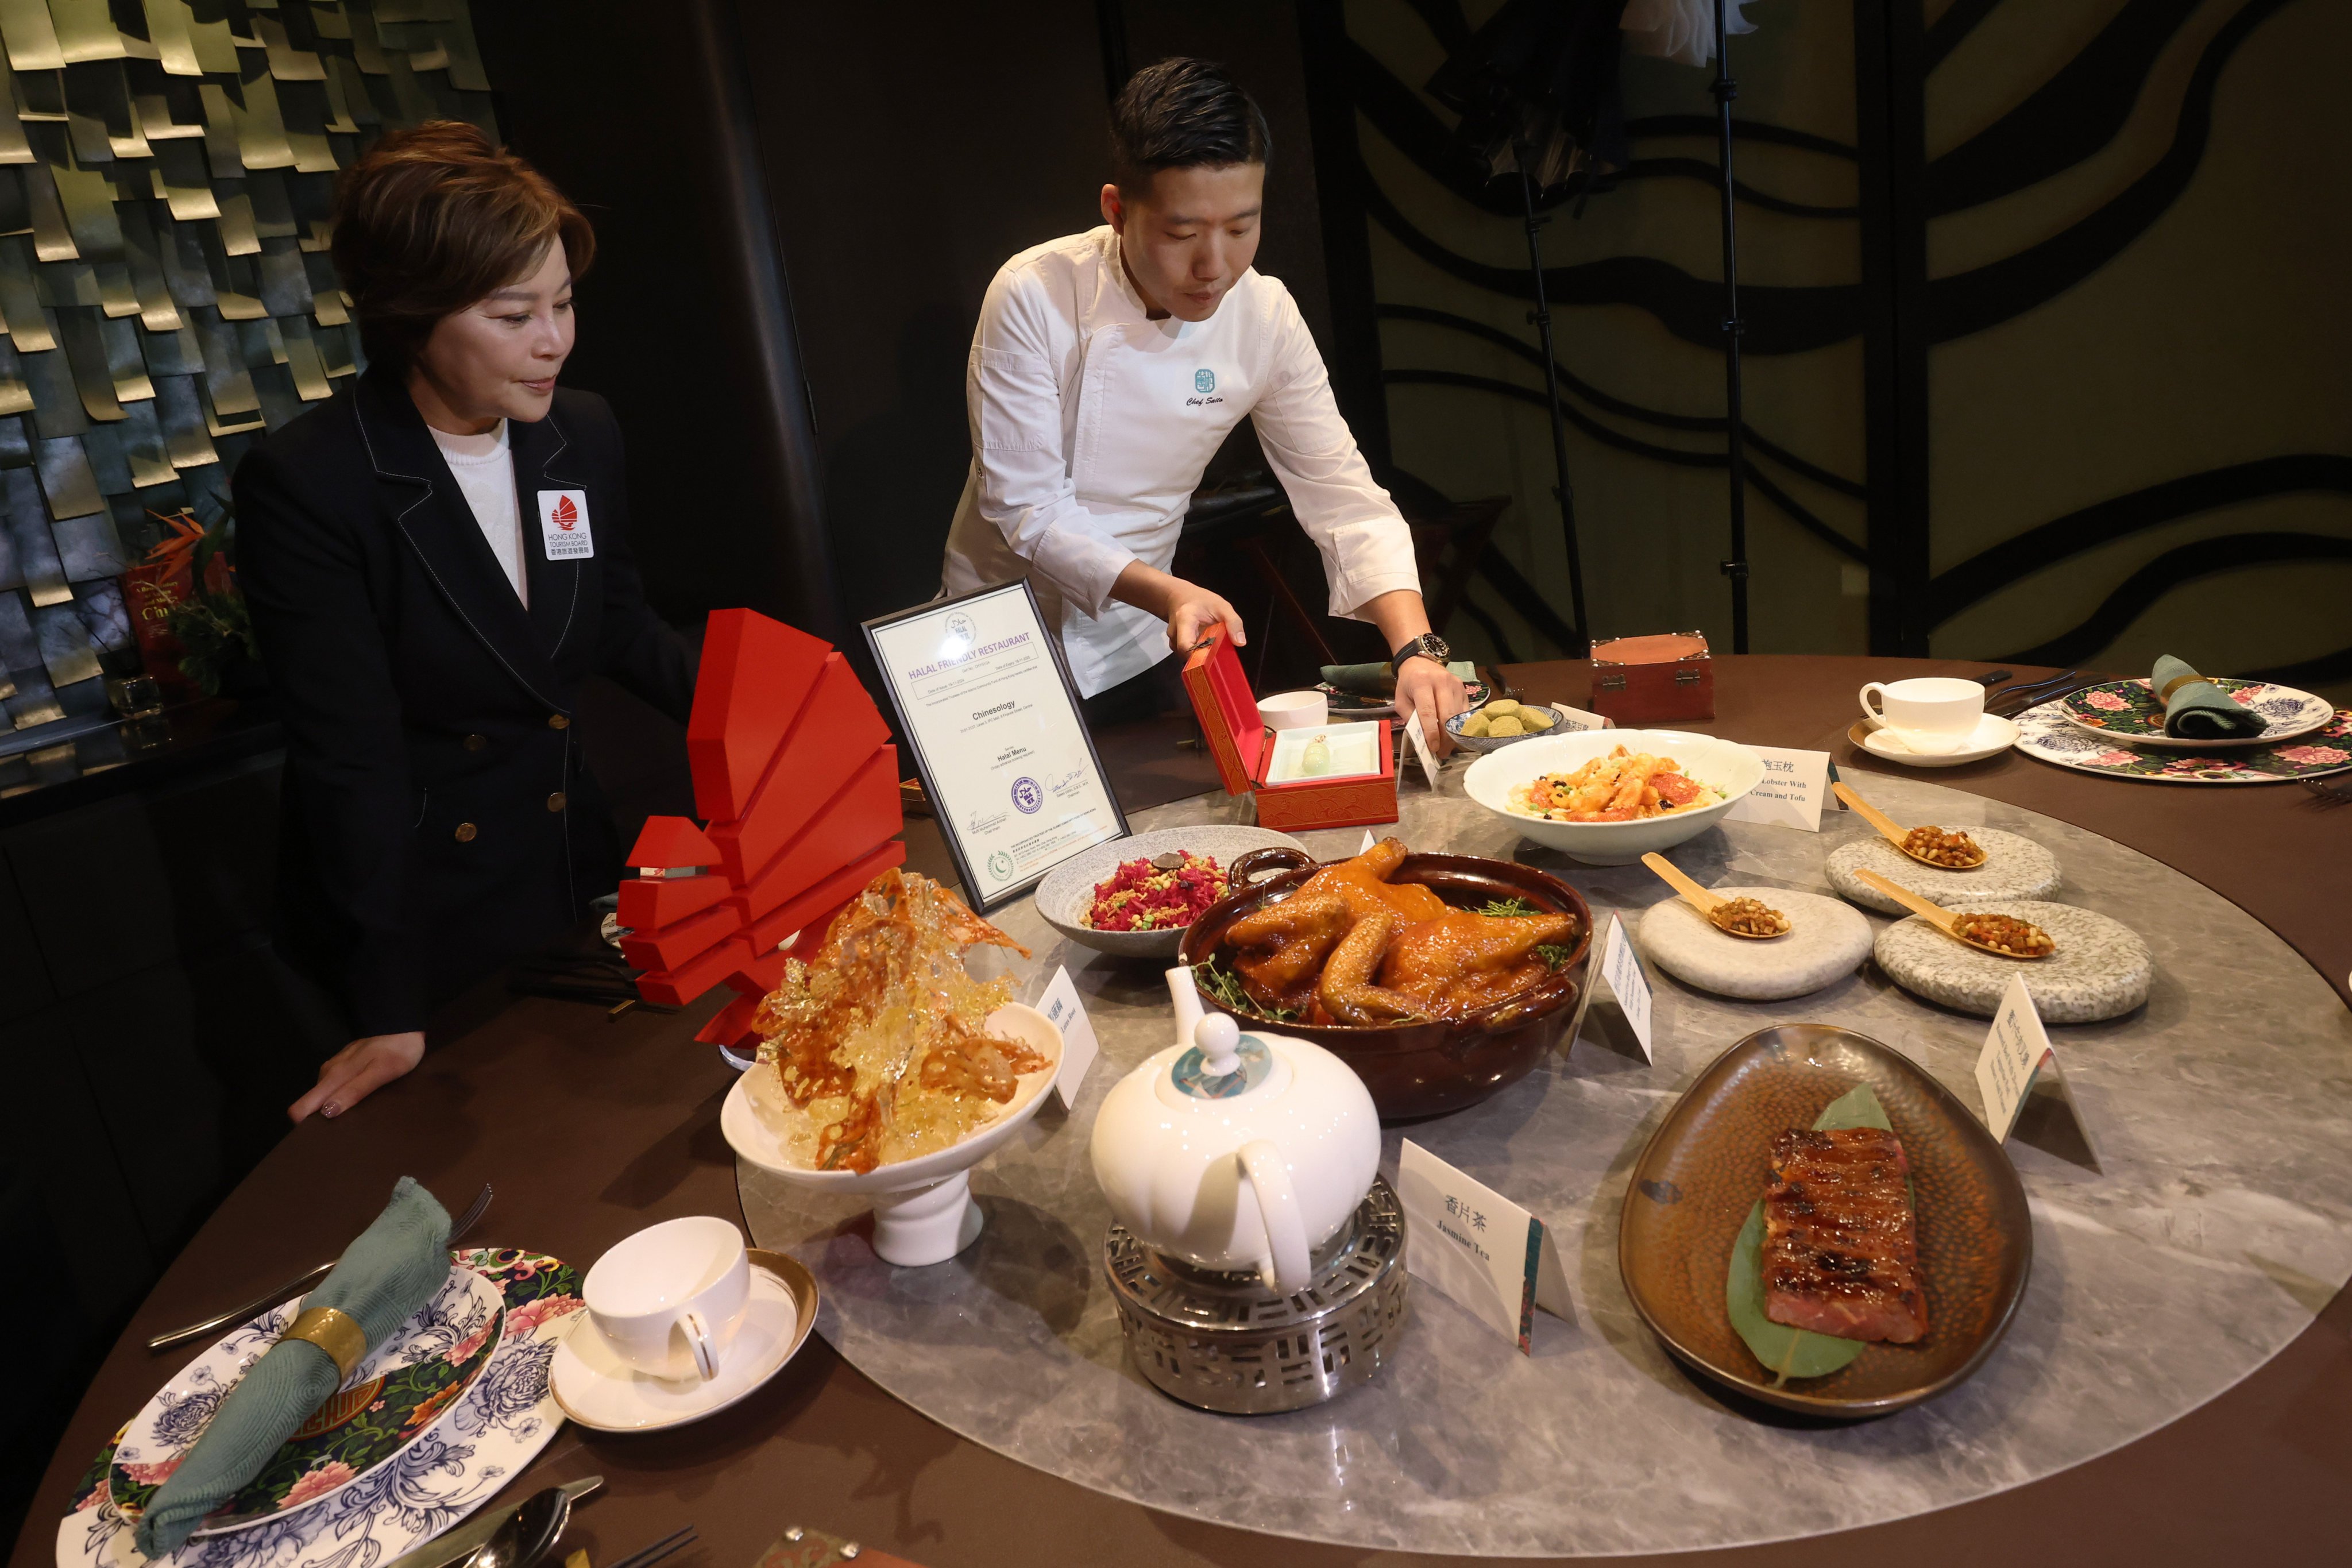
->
[385,1477,602,1568]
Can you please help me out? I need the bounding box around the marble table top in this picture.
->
[739,767,2352,1558]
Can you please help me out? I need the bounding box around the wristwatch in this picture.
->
[1389,633,1451,677]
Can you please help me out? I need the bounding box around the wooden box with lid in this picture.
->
[1589,632,1716,724]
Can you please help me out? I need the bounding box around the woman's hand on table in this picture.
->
[1396,656,1470,756]
[288,1031,426,1123]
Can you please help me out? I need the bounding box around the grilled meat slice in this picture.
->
[1761,1126,1928,1345]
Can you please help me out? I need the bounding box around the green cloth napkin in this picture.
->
[2153,654,2265,739]
[134,1179,453,1558]
[1320,659,1478,698]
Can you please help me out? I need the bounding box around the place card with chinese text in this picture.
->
[1402,710,1440,789]
[1396,1140,1571,1353]
[1976,974,2099,1167]
[1566,912,1654,1061]
[1725,746,1835,831]
[1034,965,1101,1111]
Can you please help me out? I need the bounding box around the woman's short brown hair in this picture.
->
[331,120,594,372]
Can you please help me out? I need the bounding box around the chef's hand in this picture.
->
[1396,656,1470,758]
[289,1031,426,1123]
[1166,586,1245,654]
[1110,559,1246,655]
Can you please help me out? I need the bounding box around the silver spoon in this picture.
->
[467,1485,575,1568]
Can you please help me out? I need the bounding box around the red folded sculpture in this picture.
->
[620,609,904,1049]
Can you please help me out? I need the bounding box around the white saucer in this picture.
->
[1855,712,2019,767]
[550,1255,814,1432]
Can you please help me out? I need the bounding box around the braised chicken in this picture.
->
[1216,840,1581,1024]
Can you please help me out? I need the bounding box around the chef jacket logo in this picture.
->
[1011,776,1043,814]
[551,495,580,531]
[1194,368,1216,393]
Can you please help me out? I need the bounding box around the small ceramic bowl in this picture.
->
[1032,825,1309,959]
[1445,703,1570,754]
[1258,690,1328,730]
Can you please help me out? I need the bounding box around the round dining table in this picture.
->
[16,656,2350,1568]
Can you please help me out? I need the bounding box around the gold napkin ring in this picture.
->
[284,1306,366,1380]
[2157,671,2204,702]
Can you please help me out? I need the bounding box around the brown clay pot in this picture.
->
[1176,847,1593,1122]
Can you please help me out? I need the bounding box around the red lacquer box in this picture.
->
[1180,630,1399,833]
[1589,632,1716,724]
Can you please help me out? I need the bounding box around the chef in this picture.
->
[939,56,1469,746]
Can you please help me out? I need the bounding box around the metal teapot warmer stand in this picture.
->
[1103,1176,1408,1415]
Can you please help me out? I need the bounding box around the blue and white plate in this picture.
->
[59,1249,581,1568]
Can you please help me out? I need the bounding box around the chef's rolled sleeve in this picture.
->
[1249,288,1423,619]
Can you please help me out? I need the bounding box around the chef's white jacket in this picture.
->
[939,226,1423,697]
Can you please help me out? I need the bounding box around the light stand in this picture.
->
[1712,0,1751,652]
[1519,165,1592,655]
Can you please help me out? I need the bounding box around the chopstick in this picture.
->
[605,1526,698,1568]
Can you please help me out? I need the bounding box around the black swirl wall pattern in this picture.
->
[1300,0,2348,686]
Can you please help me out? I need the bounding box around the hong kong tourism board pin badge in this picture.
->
[538,489,594,559]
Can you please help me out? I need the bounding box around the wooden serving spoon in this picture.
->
[1640,853,1790,940]
[1831,781,1987,870]
[1852,868,2056,960]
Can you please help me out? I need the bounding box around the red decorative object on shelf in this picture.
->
[1588,632,1716,724]
[622,609,903,1050]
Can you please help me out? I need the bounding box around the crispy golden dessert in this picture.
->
[1762,1126,1928,1344]
[1951,912,2055,957]
[750,868,1049,1173]
[1215,839,1579,1024]
[1509,746,1723,822]
[1901,825,1984,867]
[1710,897,1790,937]
[1459,699,1555,739]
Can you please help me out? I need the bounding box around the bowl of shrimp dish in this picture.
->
[1175,837,1592,1119]
[1463,729,1764,865]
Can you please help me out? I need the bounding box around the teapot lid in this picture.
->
[1171,1015,1270,1099]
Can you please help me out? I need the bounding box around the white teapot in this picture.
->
[1090,969,1382,1293]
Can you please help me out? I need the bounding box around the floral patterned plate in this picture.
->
[110,1267,504,1533]
[2057,678,2334,750]
[2018,698,2352,784]
[61,1249,582,1568]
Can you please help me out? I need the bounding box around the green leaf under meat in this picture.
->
[1723,1082,1893,1384]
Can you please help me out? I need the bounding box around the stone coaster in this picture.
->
[1827,827,2059,914]
[1637,887,1872,1001]
[1874,898,2153,1022]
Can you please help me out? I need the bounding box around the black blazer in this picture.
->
[235,367,695,1038]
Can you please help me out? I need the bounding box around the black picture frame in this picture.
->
[862,579,1130,912]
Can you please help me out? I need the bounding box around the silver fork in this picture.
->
[148,1183,493,1352]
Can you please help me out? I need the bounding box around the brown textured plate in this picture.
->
[1618,1024,2032,1418]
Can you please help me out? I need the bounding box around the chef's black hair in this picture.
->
[1110,58,1271,195]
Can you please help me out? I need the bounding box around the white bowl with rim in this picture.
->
[721,1002,1061,1266]
[1462,728,1764,865]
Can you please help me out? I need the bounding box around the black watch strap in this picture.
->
[1390,634,1449,675]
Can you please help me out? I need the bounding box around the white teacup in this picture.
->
[1860,677,1984,755]
[582,1216,750,1382]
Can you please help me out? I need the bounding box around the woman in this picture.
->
[238,122,694,1123]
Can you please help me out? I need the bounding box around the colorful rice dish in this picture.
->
[1508,746,1726,823]
[1083,852,1227,932]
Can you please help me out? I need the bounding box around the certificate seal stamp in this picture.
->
[987,851,1014,880]
[1011,776,1043,814]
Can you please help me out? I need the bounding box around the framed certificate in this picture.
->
[863,581,1129,911]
